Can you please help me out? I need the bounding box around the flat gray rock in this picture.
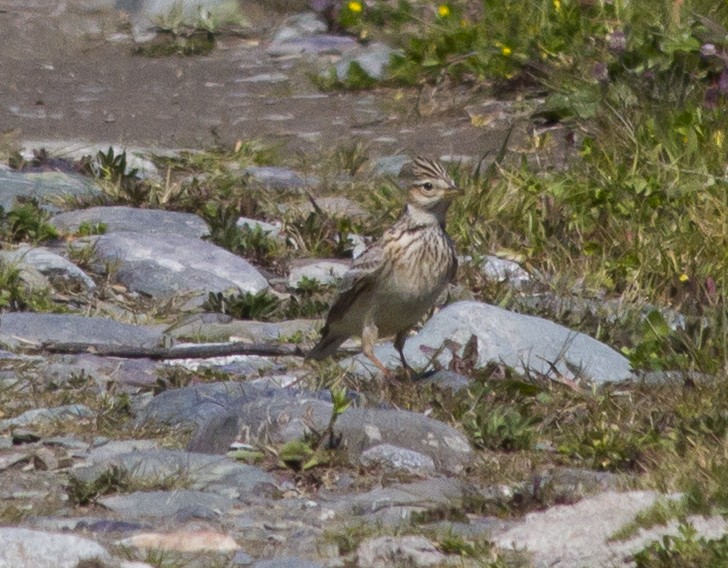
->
[99,489,231,519]
[0,404,94,431]
[252,559,323,568]
[135,381,275,428]
[237,217,283,238]
[369,155,410,177]
[492,491,728,567]
[243,166,317,191]
[359,444,436,476]
[51,206,209,238]
[481,255,532,288]
[119,0,246,37]
[267,35,358,57]
[270,13,327,44]
[72,448,276,499]
[167,314,317,343]
[0,168,101,211]
[91,231,268,300]
[292,196,368,219]
[345,301,633,383]
[39,353,162,390]
[229,398,471,474]
[419,370,470,393]
[0,312,163,349]
[18,141,162,180]
[88,439,160,460]
[345,478,466,518]
[336,42,396,81]
[0,527,113,568]
[0,245,95,289]
[288,259,348,288]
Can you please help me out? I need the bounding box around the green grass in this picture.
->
[633,521,728,567]
[610,497,690,541]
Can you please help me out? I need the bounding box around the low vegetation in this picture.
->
[3,0,728,563]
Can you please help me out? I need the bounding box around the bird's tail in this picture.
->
[306,331,348,361]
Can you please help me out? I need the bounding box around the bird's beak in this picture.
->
[445,185,463,197]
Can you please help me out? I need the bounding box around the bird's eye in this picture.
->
[422,182,434,190]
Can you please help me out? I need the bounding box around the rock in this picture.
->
[167,313,318,343]
[32,447,60,470]
[336,42,396,81]
[232,550,254,565]
[243,166,317,191]
[0,245,96,290]
[229,398,471,474]
[119,0,246,37]
[419,370,470,393]
[0,168,101,212]
[465,100,515,129]
[345,301,633,384]
[266,13,357,57]
[359,444,436,476]
[51,206,210,239]
[267,35,359,57]
[491,491,728,567]
[270,13,327,44]
[317,196,368,218]
[91,231,268,301]
[481,255,532,288]
[288,259,348,288]
[0,527,113,568]
[236,72,289,84]
[339,408,471,474]
[39,353,162,390]
[18,141,163,180]
[117,530,239,552]
[252,559,323,568]
[369,155,410,177]
[44,436,90,451]
[346,478,466,522]
[357,535,446,568]
[73,448,276,499]
[536,468,623,504]
[99,490,232,519]
[135,381,273,429]
[0,404,95,431]
[88,439,160,460]
[165,352,284,378]
[0,452,29,471]
[237,217,284,238]
[0,312,163,350]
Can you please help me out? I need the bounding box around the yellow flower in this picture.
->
[714,130,724,148]
[679,273,689,283]
[348,1,362,13]
[501,46,512,56]
[437,4,450,18]
[553,0,561,12]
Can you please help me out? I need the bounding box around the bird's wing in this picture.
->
[324,239,388,327]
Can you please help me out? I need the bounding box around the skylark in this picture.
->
[307,157,462,374]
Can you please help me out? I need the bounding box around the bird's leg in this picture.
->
[361,321,391,377]
[394,329,414,377]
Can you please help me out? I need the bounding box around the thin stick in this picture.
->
[34,341,306,360]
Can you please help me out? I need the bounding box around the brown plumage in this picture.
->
[307,157,462,374]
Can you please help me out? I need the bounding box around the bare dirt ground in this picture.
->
[0,0,513,159]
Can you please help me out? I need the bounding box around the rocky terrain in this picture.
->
[1,1,726,567]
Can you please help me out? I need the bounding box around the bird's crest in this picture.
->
[411,156,454,186]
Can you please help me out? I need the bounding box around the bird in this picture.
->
[307,157,462,375]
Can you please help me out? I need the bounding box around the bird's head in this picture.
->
[407,157,462,219]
